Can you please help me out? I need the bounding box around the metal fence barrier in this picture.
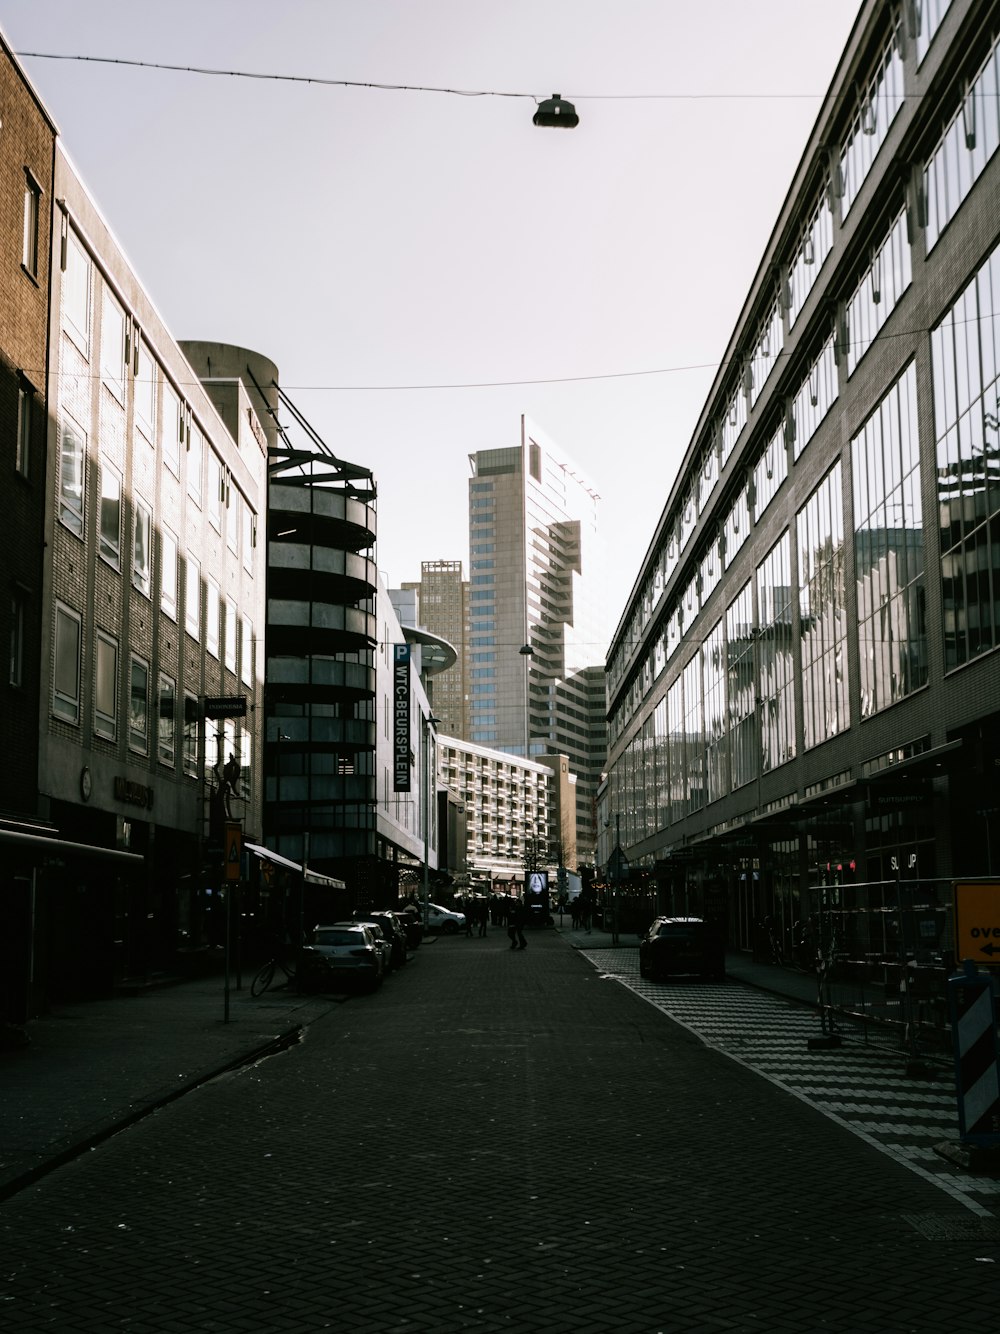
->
[804,877,958,1064]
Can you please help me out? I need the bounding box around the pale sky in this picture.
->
[3,0,862,657]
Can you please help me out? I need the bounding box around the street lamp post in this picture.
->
[421,714,441,930]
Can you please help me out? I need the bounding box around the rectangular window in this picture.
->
[206,581,220,658]
[16,382,33,478]
[799,463,850,746]
[63,226,91,354]
[162,382,181,475]
[792,332,839,461]
[95,632,118,740]
[53,603,82,724]
[241,617,253,686]
[22,170,40,277]
[183,694,200,777]
[839,22,905,219]
[99,463,122,568]
[925,33,1000,250]
[726,581,756,791]
[187,421,203,507]
[129,656,148,753]
[58,410,86,538]
[133,500,152,597]
[135,342,156,440]
[225,600,237,672]
[757,533,796,772]
[242,502,254,573]
[161,529,178,620]
[208,450,223,531]
[101,289,126,403]
[9,593,24,687]
[157,675,176,765]
[846,209,912,376]
[227,487,239,556]
[185,556,201,640]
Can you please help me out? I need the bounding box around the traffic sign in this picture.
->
[953,880,1000,965]
[224,822,243,881]
[608,847,630,882]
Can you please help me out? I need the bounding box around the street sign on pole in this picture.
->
[225,822,243,882]
[953,880,1000,967]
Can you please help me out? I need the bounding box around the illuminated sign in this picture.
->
[393,645,411,792]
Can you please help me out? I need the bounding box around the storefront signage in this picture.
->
[393,645,411,792]
[954,880,1000,966]
[203,695,247,720]
[113,776,154,810]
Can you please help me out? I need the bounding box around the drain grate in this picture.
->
[903,1212,1000,1241]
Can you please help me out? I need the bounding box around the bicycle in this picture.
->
[250,954,297,997]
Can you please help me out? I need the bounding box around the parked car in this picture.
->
[335,919,393,974]
[638,916,725,982]
[368,912,409,969]
[308,923,385,992]
[394,908,424,950]
[424,902,466,935]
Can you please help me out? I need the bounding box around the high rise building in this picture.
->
[398,560,469,738]
[468,417,608,867]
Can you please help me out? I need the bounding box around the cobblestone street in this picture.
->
[4,931,999,1331]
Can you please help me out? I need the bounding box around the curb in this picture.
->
[0,1024,304,1204]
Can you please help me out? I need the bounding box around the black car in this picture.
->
[638,916,725,982]
[394,909,424,951]
[368,911,409,969]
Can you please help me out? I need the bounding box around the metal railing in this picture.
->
[803,877,956,1063]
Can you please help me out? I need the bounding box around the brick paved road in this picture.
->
[580,946,1000,1216]
[2,931,998,1332]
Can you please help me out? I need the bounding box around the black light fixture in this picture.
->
[519,644,535,656]
[533,94,579,129]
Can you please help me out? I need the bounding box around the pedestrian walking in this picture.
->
[477,898,488,937]
[507,896,527,950]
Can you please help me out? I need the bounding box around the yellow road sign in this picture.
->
[224,822,242,882]
[953,880,1000,965]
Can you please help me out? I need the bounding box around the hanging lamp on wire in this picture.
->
[533,93,579,129]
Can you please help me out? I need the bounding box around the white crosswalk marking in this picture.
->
[580,947,1000,1214]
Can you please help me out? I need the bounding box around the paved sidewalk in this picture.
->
[0,962,348,1199]
[0,925,820,1202]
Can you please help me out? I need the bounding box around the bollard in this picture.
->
[948,959,1000,1148]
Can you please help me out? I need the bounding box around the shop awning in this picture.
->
[244,841,346,889]
[0,825,144,866]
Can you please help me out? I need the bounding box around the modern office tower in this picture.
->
[398,560,469,738]
[605,0,1000,956]
[468,416,608,867]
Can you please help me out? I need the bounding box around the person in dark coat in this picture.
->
[507,897,527,950]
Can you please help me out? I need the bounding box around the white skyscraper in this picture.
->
[468,417,608,867]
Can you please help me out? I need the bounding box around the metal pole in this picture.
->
[422,717,430,930]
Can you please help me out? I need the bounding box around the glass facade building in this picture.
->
[605,0,1000,953]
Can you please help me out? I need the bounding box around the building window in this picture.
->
[799,462,850,746]
[185,556,201,640]
[101,289,126,403]
[242,502,254,573]
[846,209,912,377]
[16,382,33,478]
[63,226,91,354]
[206,581,221,658]
[839,21,905,219]
[99,463,122,568]
[925,33,1000,251]
[162,382,181,476]
[161,529,178,620]
[756,533,796,772]
[791,332,839,461]
[158,675,176,765]
[227,488,239,556]
[58,411,86,538]
[183,694,200,777]
[208,450,223,531]
[187,421,203,507]
[129,656,148,753]
[53,603,81,724]
[95,632,118,740]
[133,500,152,597]
[241,617,253,686]
[932,243,1000,669]
[135,342,156,441]
[22,170,40,278]
[9,593,25,687]
[225,600,237,672]
[726,581,756,791]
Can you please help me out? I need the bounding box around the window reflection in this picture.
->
[798,462,849,747]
